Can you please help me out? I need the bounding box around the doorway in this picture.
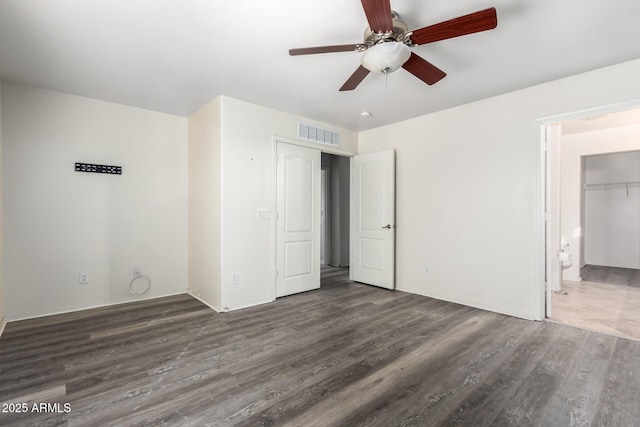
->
[274,142,352,297]
[275,140,396,298]
[543,107,640,340]
[321,153,351,285]
[320,153,350,271]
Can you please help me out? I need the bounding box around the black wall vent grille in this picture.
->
[75,163,122,175]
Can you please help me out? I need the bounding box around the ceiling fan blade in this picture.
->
[289,44,364,56]
[361,0,393,33]
[339,65,370,91]
[410,7,497,46]
[402,53,446,85]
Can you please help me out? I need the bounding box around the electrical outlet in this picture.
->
[425,266,430,275]
[231,274,239,285]
[133,267,142,278]
[79,273,89,284]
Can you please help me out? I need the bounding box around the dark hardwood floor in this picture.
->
[1,268,639,426]
[581,264,640,288]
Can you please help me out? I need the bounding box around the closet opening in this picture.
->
[320,153,350,285]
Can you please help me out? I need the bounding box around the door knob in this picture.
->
[381,224,392,229]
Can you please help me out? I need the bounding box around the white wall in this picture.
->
[188,97,222,310]
[2,82,188,320]
[359,59,640,320]
[220,97,357,310]
[584,151,640,269]
[560,126,640,279]
[0,80,5,334]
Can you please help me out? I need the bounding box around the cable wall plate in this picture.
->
[75,162,122,175]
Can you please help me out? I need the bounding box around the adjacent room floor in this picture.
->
[549,265,640,342]
[2,270,640,426]
[581,264,640,288]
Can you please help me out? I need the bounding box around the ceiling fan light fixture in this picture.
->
[361,41,410,74]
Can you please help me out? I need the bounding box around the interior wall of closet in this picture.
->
[583,150,640,269]
[320,153,350,267]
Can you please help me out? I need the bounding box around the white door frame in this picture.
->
[535,99,640,320]
[271,136,355,300]
[320,167,329,265]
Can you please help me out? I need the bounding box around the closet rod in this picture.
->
[582,180,640,190]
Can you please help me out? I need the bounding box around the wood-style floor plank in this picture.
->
[489,326,589,426]
[1,267,640,426]
[438,320,565,426]
[581,264,640,288]
[592,338,640,426]
[539,331,615,426]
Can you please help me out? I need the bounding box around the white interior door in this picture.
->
[351,150,395,289]
[276,142,320,297]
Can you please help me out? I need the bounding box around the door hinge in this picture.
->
[544,212,549,222]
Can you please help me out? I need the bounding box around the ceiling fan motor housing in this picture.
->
[363,13,409,47]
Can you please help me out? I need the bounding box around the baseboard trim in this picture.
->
[180,292,273,313]
[396,286,538,321]
[7,291,188,322]
[187,291,220,313]
[222,300,273,312]
[0,316,7,338]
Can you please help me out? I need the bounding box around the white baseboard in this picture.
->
[0,316,7,338]
[7,291,188,322]
[187,291,220,313]
[221,300,273,312]
[187,290,274,313]
[396,286,538,321]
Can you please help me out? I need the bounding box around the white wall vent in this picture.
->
[298,122,340,147]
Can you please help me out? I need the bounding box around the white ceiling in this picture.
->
[1,0,640,131]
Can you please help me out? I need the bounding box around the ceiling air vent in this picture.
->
[298,122,340,147]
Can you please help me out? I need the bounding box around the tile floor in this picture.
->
[549,280,640,341]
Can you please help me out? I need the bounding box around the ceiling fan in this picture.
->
[289,0,497,91]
